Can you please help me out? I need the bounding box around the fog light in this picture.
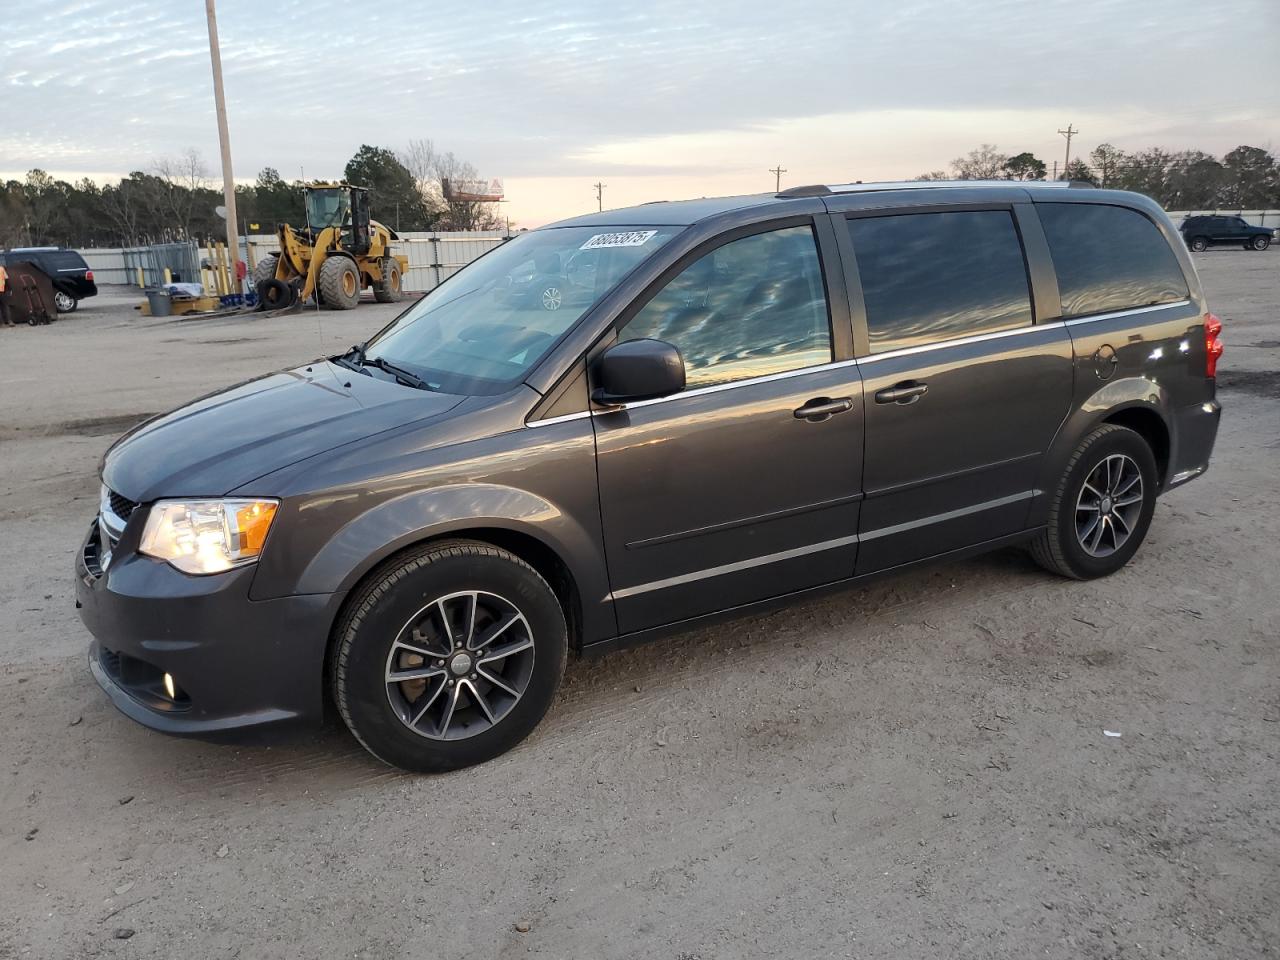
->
[163,672,177,700]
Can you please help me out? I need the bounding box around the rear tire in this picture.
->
[318,256,360,310]
[1188,236,1208,252]
[332,540,568,773]
[53,291,77,313]
[251,254,279,289]
[1029,424,1158,580]
[373,258,402,303]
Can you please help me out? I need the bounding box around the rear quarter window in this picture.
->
[43,251,89,271]
[1038,203,1188,318]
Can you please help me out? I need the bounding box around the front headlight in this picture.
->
[139,499,279,575]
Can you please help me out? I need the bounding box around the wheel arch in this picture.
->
[1101,404,1170,485]
[319,524,588,713]
[1033,381,1175,525]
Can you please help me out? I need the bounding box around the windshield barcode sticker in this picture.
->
[580,230,657,250]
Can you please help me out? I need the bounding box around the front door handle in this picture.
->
[793,396,853,421]
[874,380,929,405]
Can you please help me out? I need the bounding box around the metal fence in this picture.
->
[77,231,510,292]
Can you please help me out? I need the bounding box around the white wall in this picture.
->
[79,230,511,290]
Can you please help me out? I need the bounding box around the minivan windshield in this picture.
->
[362,225,681,394]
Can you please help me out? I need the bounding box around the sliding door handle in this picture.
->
[874,381,929,405]
[793,397,854,421]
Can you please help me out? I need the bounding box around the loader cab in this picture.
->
[304,183,373,253]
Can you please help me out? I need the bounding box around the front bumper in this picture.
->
[76,524,334,735]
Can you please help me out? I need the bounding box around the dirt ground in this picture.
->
[1,255,1277,960]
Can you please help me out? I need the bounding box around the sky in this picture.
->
[3,0,1278,226]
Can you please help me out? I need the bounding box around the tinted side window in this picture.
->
[1038,203,1188,318]
[619,225,831,389]
[847,210,1033,353]
[46,251,88,271]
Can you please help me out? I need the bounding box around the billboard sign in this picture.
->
[442,177,504,202]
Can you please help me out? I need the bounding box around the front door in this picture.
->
[592,223,864,635]
[841,207,1074,573]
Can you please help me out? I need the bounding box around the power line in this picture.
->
[593,181,606,212]
[769,165,787,192]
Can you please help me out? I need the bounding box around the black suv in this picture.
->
[76,181,1222,773]
[1179,214,1274,252]
[2,247,98,311]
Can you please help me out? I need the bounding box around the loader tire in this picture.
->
[318,256,360,310]
[374,258,403,303]
[258,278,295,310]
[251,255,279,288]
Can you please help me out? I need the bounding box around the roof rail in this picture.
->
[776,184,833,198]
[777,179,1094,199]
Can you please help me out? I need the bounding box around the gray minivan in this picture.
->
[76,181,1223,772]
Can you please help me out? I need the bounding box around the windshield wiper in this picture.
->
[362,356,434,391]
[332,342,369,375]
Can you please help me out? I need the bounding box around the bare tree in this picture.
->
[400,138,503,231]
[153,148,209,239]
[951,144,1009,179]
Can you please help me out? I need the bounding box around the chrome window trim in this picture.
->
[524,299,1193,425]
[858,321,1065,364]
[1061,298,1192,327]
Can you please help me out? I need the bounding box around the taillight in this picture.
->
[85,269,94,282]
[1204,312,1223,378]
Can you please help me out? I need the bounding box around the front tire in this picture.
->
[1030,424,1158,580]
[318,256,361,310]
[53,290,77,313]
[332,541,568,773]
[1251,235,1270,251]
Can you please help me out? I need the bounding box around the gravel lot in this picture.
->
[2,254,1277,959]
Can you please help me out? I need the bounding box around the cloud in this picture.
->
[2,0,1277,224]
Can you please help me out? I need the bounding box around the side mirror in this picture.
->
[592,338,685,405]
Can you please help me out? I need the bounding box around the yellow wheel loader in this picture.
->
[253,182,408,311]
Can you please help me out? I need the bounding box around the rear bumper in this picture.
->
[1166,396,1221,490]
[75,525,333,736]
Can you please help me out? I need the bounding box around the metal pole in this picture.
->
[205,0,239,286]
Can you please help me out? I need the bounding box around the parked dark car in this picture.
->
[1179,214,1274,252]
[2,247,97,311]
[76,181,1222,772]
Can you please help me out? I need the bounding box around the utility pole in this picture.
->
[593,181,606,212]
[204,0,239,280]
[769,165,787,192]
[1057,124,1077,180]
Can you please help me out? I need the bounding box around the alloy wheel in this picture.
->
[541,286,562,310]
[54,291,75,311]
[385,590,535,741]
[1074,453,1144,558]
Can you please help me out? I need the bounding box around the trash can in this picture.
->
[146,288,172,317]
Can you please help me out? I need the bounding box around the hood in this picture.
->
[102,361,464,502]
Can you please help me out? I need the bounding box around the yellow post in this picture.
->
[204,240,214,295]
[219,242,234,296]
[163,267,172,285]
[136,266,144,288]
